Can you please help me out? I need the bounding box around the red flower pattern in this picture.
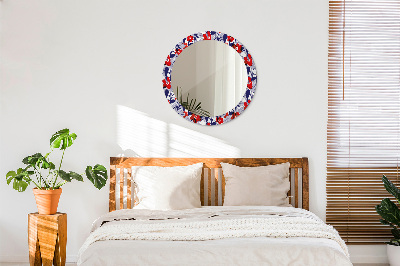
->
[231,112,240,119]
[247,77,252,89]
[165,55,171,66]
[203,31,212,40]
[234,43,242,53]
[244,54,252,66]
[163,77,171,89]
[190,114,201,123]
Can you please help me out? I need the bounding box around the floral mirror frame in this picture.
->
[162,31,257,125]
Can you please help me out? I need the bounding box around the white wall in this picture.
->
[0,0,386,263]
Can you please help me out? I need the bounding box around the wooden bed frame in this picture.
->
[109,157,309,212]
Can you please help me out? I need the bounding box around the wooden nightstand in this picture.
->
[28,213,67,266]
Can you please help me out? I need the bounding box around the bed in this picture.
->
[77,157,352,266]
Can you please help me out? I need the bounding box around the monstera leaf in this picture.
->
[376,198,400,227]
[383,175,400,204]
[392,227,400,239]
[85,164,107,190]
[50,129,77,150]
[6,168,33,192]
[58,170,83,182]
[22,153,55,170]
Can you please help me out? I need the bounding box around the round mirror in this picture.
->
[162,31,257,125]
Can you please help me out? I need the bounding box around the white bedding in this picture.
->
[78,206,352,266]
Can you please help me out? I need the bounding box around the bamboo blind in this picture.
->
[328,0,400,244]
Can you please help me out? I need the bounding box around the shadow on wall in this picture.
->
[116,105,241,157]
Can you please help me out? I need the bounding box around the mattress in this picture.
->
[78,206,352,266]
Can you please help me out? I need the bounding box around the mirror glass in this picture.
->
[171,40,248,117]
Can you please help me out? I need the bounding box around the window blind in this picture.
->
[328,0,400,244]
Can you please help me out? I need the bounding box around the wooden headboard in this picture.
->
[109,157,309,212]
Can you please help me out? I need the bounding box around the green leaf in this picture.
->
[85,164,108,190]
[6,171,16,185]
[22,153,43,165]
[69,171,83,181]
[50,129,77,150]
[382,175,400,204]
[12,178,29,192]
[388,239,400,246]
[379,218,391,226]
[376,198,400,227]
[7,168,31,192]
[22,153,55,172]
[58,170,83,182]
[41,160,50,169]
[392,227,400,239]
[58,170,71,182]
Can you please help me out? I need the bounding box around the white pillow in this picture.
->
[133,163,203,210]
[221,162,291,207]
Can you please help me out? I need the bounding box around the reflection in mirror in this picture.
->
[171,40,247,117]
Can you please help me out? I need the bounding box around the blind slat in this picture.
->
[327,0,400,244]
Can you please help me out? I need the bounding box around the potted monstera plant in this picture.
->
[6,129,108,215]
[375,175,400,266]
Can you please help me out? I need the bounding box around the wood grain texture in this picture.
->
[127,168,132,209]
[120,168,124,210]
[207,168,212,206]
[294,168,299,208]
[288,169,292,205]
[221,170,226,206]
[200,168,205,206]
[109,164,116,212]
[28,213,67,266]
[28,215,41,266]
[54,214,67,266]
[214,168,219,206]
[110,158,305,168]
[302,157,309,210]
[109,158,310,211]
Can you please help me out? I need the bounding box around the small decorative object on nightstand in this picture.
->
[28,213,67,266]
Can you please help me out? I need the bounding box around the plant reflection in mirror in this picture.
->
[176,86,211,117]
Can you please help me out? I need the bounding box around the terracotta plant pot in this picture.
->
[33,188,62,215]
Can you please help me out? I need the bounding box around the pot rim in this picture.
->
[33,187,62,194]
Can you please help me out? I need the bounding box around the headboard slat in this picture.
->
[203,168,209,206]
[207,169,212,206]
[119,168,124,210]
[109,158,310,211]
[301,157,309,210]
[294,168,299,208]
[109,165,116,212]
[127,168,132,209]
[200,168,205,206]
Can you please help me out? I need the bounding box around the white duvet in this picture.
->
[78,206,352,266]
